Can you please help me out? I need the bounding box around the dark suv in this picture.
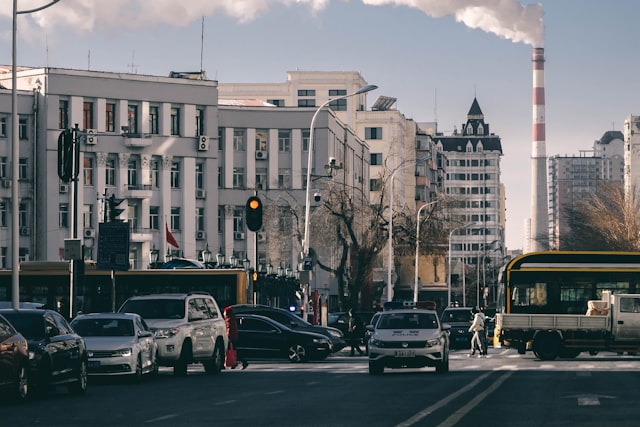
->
[228,305,345,352]
[440,307,474,349]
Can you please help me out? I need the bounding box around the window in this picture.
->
[59,203,69,228]
[0,202,6,227]
[218,127,225,151]
[149,159,159,188]
[149,206,159,230]
[370,153,383,165]
[170,107,180,135]
[370,178,382,191]
[19,203,28,228]
[84,157,94,185]
[255,129,267,152]
[18,117,28,140]
[83,102,94,129]
[128,159,138,187]
[267,99,284,107]
[233,167,245,189]
[149,106,159,134]
[278,168,291,189]
[105,103,115,132]
[302,129,310,151]
[278,129,291,152]
[59,100,69,129]
[234,129,246,151]
[0,117,6,137]
[365,127,383,140]
[170,207,181,230]
[0,157,5,178]
[233,208,244,233]
[302,168,309,190]
[196,108,205,136]
[196,207,205,231]
[298,99,315,108]
[256,168,267,190]
[218,166,223,188]
[83,204,93,229]
[105,158,115,186]
[196,163,204,189]
[171,162,180,188]
[218,206,224,233]
[128,105,138,134]
[298,89,316,96]
[18,158,27,180]
[329,98,347,111]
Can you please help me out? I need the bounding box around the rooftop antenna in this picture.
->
[434,88,438,124]
[88,49,90,70]
[200,16,205,76]
[128,51,139,74]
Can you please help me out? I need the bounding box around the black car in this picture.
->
[228,304,346,352]
[328,311,377,344]
[0,309,88,396]
[0,314,29,402]
[235,314,332,362]
[440,307,474,349]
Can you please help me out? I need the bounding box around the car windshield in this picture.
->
[441,310,472,323]
[377,312,438,329]
[72,318,134,337]
[120,299,185,319]
[0,312,43,339]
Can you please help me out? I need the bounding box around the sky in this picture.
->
[2,0,640,251]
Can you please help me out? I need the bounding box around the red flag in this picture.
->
[166,222,179,248]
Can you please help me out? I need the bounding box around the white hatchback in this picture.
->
[367,308,450,375]
[71,312,158,381]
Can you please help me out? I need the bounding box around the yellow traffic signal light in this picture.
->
[246,196,263,231]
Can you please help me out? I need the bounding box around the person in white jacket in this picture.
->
[468,309,486,357]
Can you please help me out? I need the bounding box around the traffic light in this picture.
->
[57,130,74,183]
[245,196,263,232]
[108,194,125,222]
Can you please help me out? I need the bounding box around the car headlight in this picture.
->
[154,327,179,338]
[312,338,330,344]
[370,338,384,348]
[114,348,133,357]
[327,329,343,338]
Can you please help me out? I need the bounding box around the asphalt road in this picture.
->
[3,347,640,426]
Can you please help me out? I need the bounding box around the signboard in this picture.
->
[63,238,82,260]
[97,222,130,271]
[303,256,313,271]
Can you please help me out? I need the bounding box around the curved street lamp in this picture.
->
[11,0,61,310]
[413,199,441,302]
[386,155,431,303]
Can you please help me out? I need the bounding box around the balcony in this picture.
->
[129,225,154,242]
[122,132,153,148]
[123,184,153,199]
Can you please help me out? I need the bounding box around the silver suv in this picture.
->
[118,292,227,376]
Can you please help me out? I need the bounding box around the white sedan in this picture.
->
[71,312,158,381]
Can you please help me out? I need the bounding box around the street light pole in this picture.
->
[413,199,440,302]
[447,222,474,307]
[302,84,377,258]
[386,155,430,303]
[11,0,60,310]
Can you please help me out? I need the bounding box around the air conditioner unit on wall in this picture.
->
[196,231,206,240]
[196,189,206,199]
[19,227,30,236]
[255,150,268,160]
[198,135,209,151]
[234,232,245,241]
[84,228,95,238]
[257,232,267,243]
[85,129,98,145]
[59,184,69,193]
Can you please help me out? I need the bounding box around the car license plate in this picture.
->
[88,360,100,368]
[395,350,415,357]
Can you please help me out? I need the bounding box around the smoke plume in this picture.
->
[1,0,543,47]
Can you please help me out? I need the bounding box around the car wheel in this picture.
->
[533,333,560,361]
[131,355,143,383]
[69,358,88,395]
[288,344,307,363]
[13,363,28,402]
[203,342,224,374]
[174,340,191,376]
[436,350,449,374]
[368,360,383,375]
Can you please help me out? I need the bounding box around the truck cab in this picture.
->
[612,294,640,341]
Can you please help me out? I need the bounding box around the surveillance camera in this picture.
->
[313,192,321,202]
[328,157,337,166]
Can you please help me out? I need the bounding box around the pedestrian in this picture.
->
[478,307,488,356]
[468,308,485,357]
[224,306,248,369]
[347,309,364,356]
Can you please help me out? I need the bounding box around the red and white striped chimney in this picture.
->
[530,47,548,251]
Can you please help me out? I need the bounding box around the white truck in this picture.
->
[496,292,640,360]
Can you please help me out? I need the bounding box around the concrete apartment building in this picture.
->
[548,130,624,249]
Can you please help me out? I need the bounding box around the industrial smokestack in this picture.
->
[529,47,548,251]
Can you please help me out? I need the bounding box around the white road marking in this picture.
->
[562,394,615,406]
[145,414,179,423]
[215,400,237,406]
